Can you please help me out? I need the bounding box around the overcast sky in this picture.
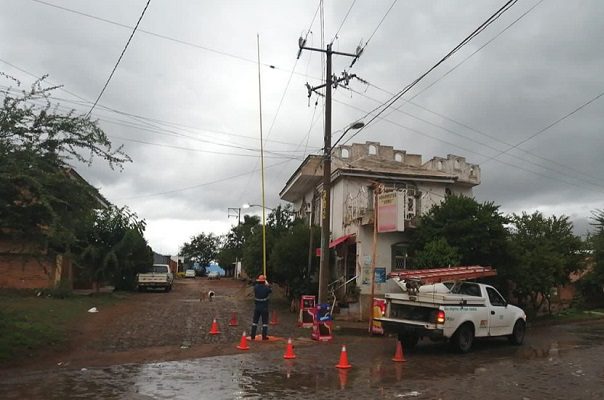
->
[2,0,603,255]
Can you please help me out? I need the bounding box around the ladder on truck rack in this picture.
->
[388,266,497,293]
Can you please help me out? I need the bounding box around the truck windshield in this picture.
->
[150,266,168,273]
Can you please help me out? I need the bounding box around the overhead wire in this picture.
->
[336,0,519,147]
[29,0,321,82]
[235,1,323,205]
[116,159,293,201]
[340,85,604,189]
[87,0,151,116]
[330,0,357,44]
[0,60,319,157]
[379,0,545,120]
[329,93,604,195]
[481,90,604,164]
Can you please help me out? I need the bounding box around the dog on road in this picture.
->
[201,290,215,302]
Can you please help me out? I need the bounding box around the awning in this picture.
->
[329,234,355,249]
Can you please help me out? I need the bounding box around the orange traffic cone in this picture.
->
[283,338,296,359]
[335,345,352,369]
[270,310,279,325]
[229,312,238,327]
[392,341,406,362]
[236,331,250,350]
[209,318,221,335]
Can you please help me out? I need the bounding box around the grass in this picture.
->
[0,289,121,363]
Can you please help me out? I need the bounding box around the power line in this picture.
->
[117,159,292,201]
[330,95,604,195]
[482,89,604,164]
[0,60,320,153]
[363,0,398,49]
[337,0,519,146]
[380,0,545,117]
[340,85,604,189]
[87,0,151,116]
[29,0,321,82]
[331,0,358,44]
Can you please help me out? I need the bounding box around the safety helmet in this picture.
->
[256,274,266,282]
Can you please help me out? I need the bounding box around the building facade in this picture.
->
[280,142,480,318]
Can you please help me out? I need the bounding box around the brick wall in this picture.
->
[0,255,55,289]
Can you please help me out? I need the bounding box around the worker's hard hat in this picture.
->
[256,274,266,282]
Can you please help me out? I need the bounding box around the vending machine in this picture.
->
[311,304,333,341]
[371,298,386,335]
[298,295,316,328]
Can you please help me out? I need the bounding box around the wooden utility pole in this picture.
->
[298,39,362,304]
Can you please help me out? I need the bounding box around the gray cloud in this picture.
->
[2,0,603,254]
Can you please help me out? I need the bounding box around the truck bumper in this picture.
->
[375,318,444,339]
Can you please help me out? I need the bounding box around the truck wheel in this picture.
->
[397,333,419,350]
[451,323,474,353]
[508,319,526,345]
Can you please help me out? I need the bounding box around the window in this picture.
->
[394,153,403,162]
[452,282,481,297]
[469,167,475,177]
[391,243,409,269]
[437,161,443,170]
[487,287,506,306]
[445,188,452,196]
[341,148,349,158]
[368,144,377,155]
[454,159,461,169]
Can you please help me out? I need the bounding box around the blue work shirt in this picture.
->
[254,283,272,310]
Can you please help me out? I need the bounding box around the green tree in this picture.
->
[216,215,260,270]
[578,209,604,306]
[414,238,461,268]
[270,221,320,300]
[180,232,220,272]
[0,75,129,255]
[507,212,583,314]
[411,195,510,268]
[79,206,152,290]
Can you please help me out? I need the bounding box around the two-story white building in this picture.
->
[280,142,480,318]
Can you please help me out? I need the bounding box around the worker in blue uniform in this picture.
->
[250,274,272,340]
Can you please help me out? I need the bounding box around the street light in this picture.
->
[318,120,365,304]
[242,203,274,212]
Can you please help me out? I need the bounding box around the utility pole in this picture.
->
[227,207,241,225]
[298,37,363,304]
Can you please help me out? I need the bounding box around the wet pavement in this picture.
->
[2,319,604,399]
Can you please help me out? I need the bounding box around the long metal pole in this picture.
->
[318,43,332,304]
[368,185,379,330]
[257,34,267,278]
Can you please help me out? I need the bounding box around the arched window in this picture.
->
[341,148,350,159]
[368,144,377,155]
[437,161,443,170]
[445,187,452,196]
[394,153,403,162]
[454,159,461,169]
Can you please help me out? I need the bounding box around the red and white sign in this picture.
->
[377,191,406,232]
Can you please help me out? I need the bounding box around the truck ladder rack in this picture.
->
[388,266,497,285]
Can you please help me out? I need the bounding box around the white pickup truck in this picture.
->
[136,264,174,292]
[374,268,526,353]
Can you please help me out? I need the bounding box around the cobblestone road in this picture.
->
[1,278,603,399]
